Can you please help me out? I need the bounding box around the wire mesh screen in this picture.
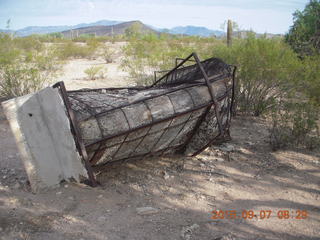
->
[153,56,232,87]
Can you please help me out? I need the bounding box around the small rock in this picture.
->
[64,184,69,188]
[163,171,170,180]
[56,191,62,195]
[98,194,103,198]
[136,207,159,215]
[2,175,7,179]
[67,196,75,201]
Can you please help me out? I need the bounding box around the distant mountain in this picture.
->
[16,26,72,36]
[0,29,13,34]
[61,21,157,38]
[1,20,122,37]
[163,26,224,37]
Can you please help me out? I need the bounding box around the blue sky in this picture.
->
[0,0,309,33]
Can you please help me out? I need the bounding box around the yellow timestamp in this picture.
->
[211,210,308,220]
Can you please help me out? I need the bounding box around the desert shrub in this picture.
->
[0,33,21,65]
[101,45,116,63]
[298,55,320,104]
[13,35,44,52]
[37,33,66,43]
[0,33,61,98]
[84,66,105,80]
[211,36,302,116]
[269,101,320,150]
[0,63,47,97]
[55,41,97,59]
[86,38,101,49]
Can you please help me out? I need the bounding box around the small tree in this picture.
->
[285,0,320,55]
[125,22,143,39]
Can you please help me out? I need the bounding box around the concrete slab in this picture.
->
[2,87,88,192]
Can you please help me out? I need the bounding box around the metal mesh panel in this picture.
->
[153,56,232,87]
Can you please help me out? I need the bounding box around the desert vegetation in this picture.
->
[84,66,105,80]
[0,34,61,98]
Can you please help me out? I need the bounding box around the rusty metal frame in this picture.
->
[53,53,235,184]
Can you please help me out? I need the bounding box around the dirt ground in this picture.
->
[0,45,320,240]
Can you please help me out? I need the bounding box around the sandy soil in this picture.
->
[55,42,133,90]
[0,43,319,240]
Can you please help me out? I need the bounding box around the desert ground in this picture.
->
[0,43,319,240]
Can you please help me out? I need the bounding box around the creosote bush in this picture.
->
[0,64,47,97]
[211,35,304,116]
[0,33,61,98]
[101,45,116,63]
[84,66,105,80]
[270,101,319,150]
[55,41,98,60]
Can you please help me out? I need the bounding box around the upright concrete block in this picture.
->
[2,87,88,192]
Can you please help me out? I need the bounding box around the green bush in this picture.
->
[0,33,61,98]
[13,35,44,52]
[270,101,319,150]
[0,63,47,97]
[0,33,21,65]
[84,66,105,80]
[211,35,303,116]
[55,41,97,59]
[285,0,320,55]
[101,45,116,63]
[298,55,320,104]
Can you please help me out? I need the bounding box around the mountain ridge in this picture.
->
[0,19,226,37]
[60,21,157,38]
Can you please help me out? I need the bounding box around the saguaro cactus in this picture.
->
[227,19,233,47]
